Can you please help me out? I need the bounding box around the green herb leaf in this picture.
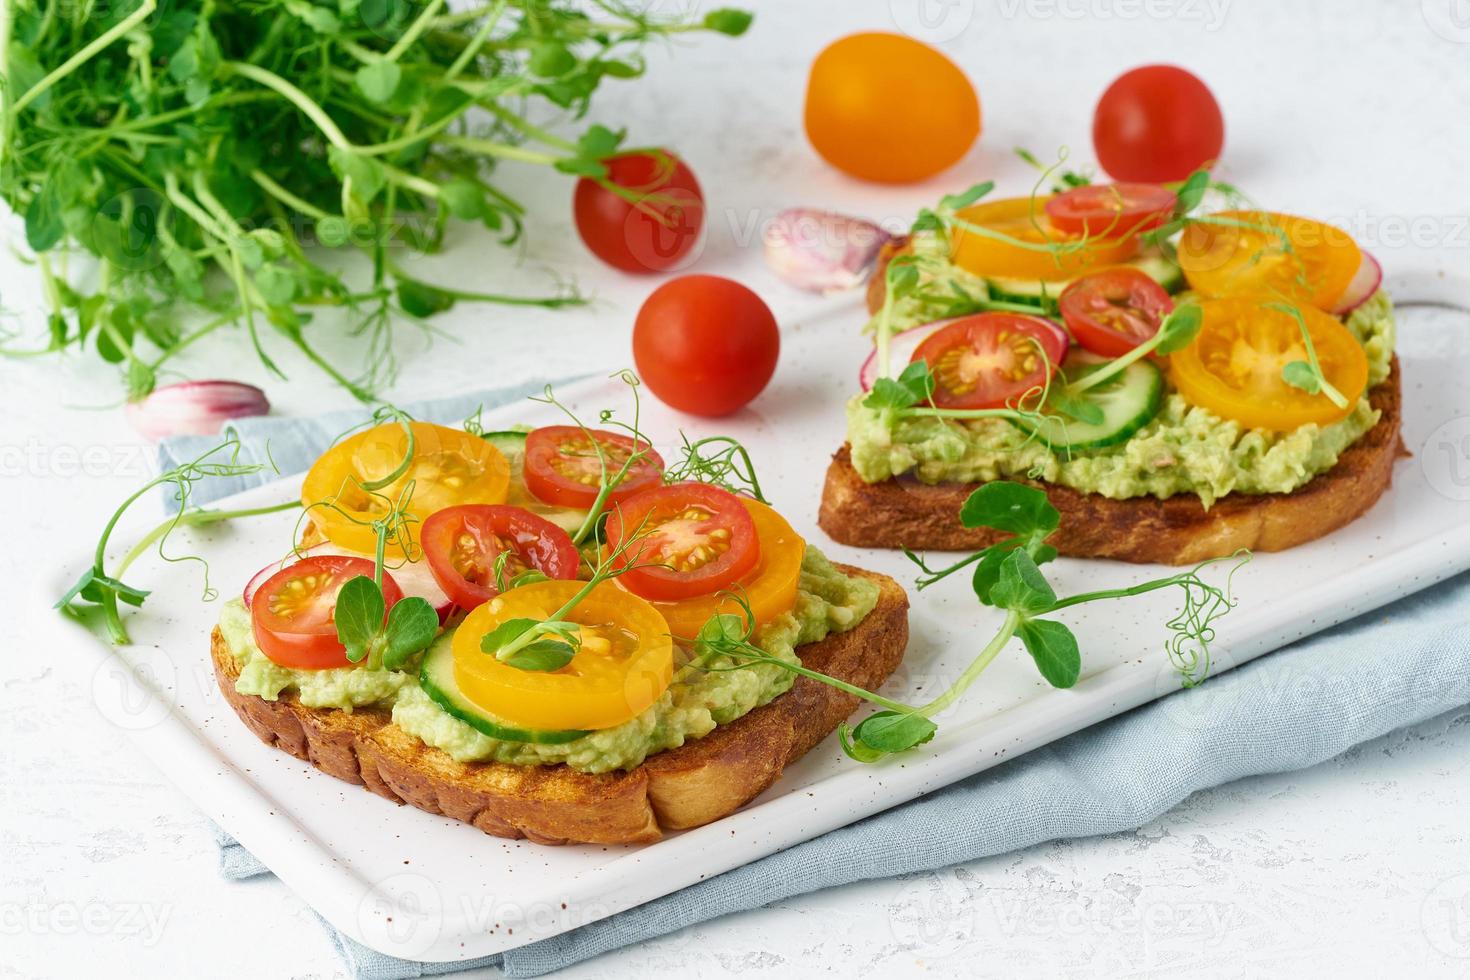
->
[503,638,578,672]
[1047,386,1105,426]
[852,710,937,753]
[255,265,298,307]
[355,58,402,103]
[864,360,935,412]
[479,617,539,654]
[382,597,440,669]
[1174,169,1211,215]
[939,181,995,213]
[988,549,1057,616]
[837,723,887,763]
[327,147,386,204]
[1282,360,1322,394]
[958,481,1060,537]
[1017,618,1082,688]
[24,177,67,252]
[529,42,577,77]
[397,279,455,317]
[971,540,1058,607]
[703,8,754,35]
[885,258,921,301]
[554,157,608,179]
[335,575,386,663]
[1153,304,1203,355]
[577,124,625,162]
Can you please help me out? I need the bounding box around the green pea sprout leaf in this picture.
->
[2,2,752,400]
[1016,619,1082,689]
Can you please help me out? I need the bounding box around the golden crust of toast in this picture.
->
[819,360,1406,565]
[211,566,909,845]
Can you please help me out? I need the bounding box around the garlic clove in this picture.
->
[126,380,270,441]
[763,208,893,294]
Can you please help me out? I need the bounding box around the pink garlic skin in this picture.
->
[126,380,270,441]
[764,209,893,294]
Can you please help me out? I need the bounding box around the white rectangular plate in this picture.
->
[48,270,1470,963]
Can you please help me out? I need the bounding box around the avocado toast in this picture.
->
[820,183,1406,564]
[212,408,909,845]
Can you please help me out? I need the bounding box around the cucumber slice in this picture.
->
[479,430,528,465]
[1012,351,1165,453]
[1129,252,1185,293]
[985,251,1185,307]
[419,639,589,745]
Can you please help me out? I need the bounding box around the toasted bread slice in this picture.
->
[211,567,909,845]
[820,362,1406,565]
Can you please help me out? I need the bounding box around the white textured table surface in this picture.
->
[6,1,1470,976]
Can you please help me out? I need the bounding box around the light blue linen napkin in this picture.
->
[166,384,1470,980]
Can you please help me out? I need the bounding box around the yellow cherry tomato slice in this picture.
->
[452,580,673,732]
[301,421,510,557]
[1178,211,1362,310]
[630,500,805,641]
[949,196,1142,282]
[1169,298,1369,431]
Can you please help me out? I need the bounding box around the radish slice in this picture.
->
[859,319,960,392]
[859,315,1071,392]
[242,542,455,623]
[1331,251,1383,316]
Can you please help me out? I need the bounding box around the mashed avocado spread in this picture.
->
[218,547,879,774]
[849,290,1396,507]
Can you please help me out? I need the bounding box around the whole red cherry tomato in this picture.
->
[1093,65,1224,182]
[633,275,780,417]
[573,151,704,273]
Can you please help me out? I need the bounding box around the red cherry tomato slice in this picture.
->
[910,313,1069,410]
[1045,183,1176,240]
[1059,268,1176,358]
[421,505,581,612]
[250,555,403,670]
[604,483,761,602]
[573,151,705,273]
[522,426,665,510]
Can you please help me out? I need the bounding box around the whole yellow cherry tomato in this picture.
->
[804,32,980,184]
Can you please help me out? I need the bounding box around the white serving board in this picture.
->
[47,267,1470,963]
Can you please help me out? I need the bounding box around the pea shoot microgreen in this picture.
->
[479,516,654,672]
[1,2,752,400]
[1043,303,1203,425]
[1268,302,1350,409]
[1015,147,1093,192]
[291,412,447,671]
[693,481,1247,764]
[58,440,298,645]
